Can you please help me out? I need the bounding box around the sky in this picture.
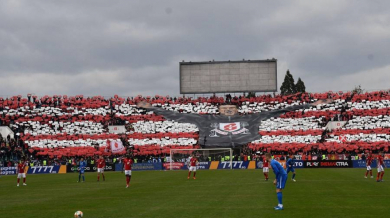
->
[1,0,390,98]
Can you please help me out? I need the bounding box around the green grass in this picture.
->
[0,169,389,218]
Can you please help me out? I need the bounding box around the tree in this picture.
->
[352,85,364,94]
[295,77,306,93]
[280,70,296,95]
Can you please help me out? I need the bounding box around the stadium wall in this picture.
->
[0,126,14,139]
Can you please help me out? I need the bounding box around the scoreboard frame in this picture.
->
[179,59,277,94]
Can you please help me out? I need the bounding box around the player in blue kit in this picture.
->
[266,153,287,210]
[286,154,296,182]
[77,158,87,183]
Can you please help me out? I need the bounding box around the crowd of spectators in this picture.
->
[0,90,389,166]
[0,134,26,166]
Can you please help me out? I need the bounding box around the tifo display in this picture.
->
[1,92,389,162]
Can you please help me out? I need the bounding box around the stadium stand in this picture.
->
[0,91,389,165]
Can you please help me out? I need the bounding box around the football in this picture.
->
[74,211,83,218]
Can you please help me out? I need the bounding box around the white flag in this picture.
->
[110,140,125,154]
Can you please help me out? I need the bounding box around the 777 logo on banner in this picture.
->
[218,161,249,169]
[28,166,59,174]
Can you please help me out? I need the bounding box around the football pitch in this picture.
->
[1,169,389,218]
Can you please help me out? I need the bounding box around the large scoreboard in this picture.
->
[180,59,277,94]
